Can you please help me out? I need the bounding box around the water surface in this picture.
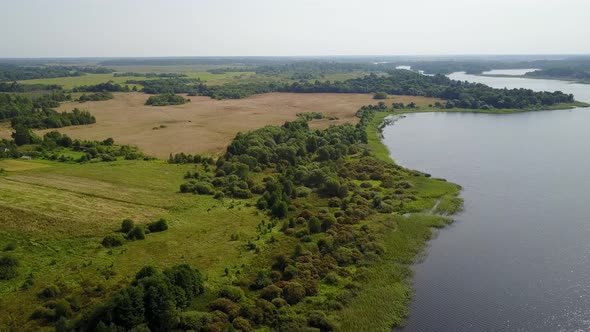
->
[481,68,539,76]
[387,73,590,331]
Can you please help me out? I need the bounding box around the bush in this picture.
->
[101,234,124,248]
[308,310,336,330]
[282,281,305,304]
[148,218,168,232]
[121,218,134,233]
[373,91,388,99]
[0,255,18,280]
[54,299,72,319]
[127,226,145,240]
[232,317,253,332]
[177,311,213,330]
[30,306,55,320]
[218,285,245,302]
[260,284,283,301]
[208,298,240,319]
[39,285,60,299]
[323,272,339,285]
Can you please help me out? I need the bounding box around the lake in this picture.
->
[387,73,590,331]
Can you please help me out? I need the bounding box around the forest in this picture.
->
[72,82,131,93]
[0,92,95,129]
[135,70,575,109]
[0,82,63,93]
[113,72,188,78]
[0,64,112,81]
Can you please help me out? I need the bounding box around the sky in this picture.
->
[1,0,589,57]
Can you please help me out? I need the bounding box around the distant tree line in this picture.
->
[207,67,254,74]
[125,78,205,94]
[72,81,130,93]
[525,68,590,81]
[0,93,95,129]
[78,91,113,102]
[0,64,113,81]
[139,70,574,109]
[10,108,95,129]
[113,72,188,78]
[0,82,63,93]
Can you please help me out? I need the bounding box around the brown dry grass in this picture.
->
[0,93,441,158]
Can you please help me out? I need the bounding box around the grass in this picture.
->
[0,159,266,329]
[16,71,257,90]
[38,93,435,158]
[0,159,51,172]
[338,213,452,331]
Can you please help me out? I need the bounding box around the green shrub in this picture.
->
[101,234,124,248]
[127,226,145,240]
[323,272,339,285]
[207,298,240,319]
[3,241,16,251]
[29,306,54,320]
[54,299,72,319]
[177,311,213,330]
[232,317,253,332]
[282,281,305,304]
[121,218,135,233]
[373,91,388,99]
[218,285,245,302]
[260,285,283,301]
[148,218,168,232]
[308,310,336,330]
[0,255,19,280]
[39,285,60,299]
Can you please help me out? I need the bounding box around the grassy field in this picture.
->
[0,102,464,331]
[16,71,257,90]
[0,159,270,329]
[0,93,441,157]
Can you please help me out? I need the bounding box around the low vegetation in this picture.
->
[145,93,189,106]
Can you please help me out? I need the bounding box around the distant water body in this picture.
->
[385,72,590,331]
[481,68,539,76]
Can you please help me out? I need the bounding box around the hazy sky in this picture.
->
[1,0,589,57]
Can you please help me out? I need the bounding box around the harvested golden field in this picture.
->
[0,92,441,158]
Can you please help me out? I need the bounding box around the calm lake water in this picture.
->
[481,68,540,76]
[386,73,590,331]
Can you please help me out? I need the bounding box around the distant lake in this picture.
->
[481,68,539,76]
[386,72,590,331]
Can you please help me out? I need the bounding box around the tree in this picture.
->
[11,125,37,146]
[121,219,135,233]
[373,91,388,99]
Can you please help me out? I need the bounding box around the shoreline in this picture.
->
[347,102,585,330]
[337,110,463,331]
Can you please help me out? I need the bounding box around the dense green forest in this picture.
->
[525,68,590,81]
[0,64,112,81]
[135,70,574,109]
[1,129,147,162]
[126,78,205,94]
[0,93,95,129]
[113,72,188,78]
[0,82,63,93]
[72,82,130,93]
